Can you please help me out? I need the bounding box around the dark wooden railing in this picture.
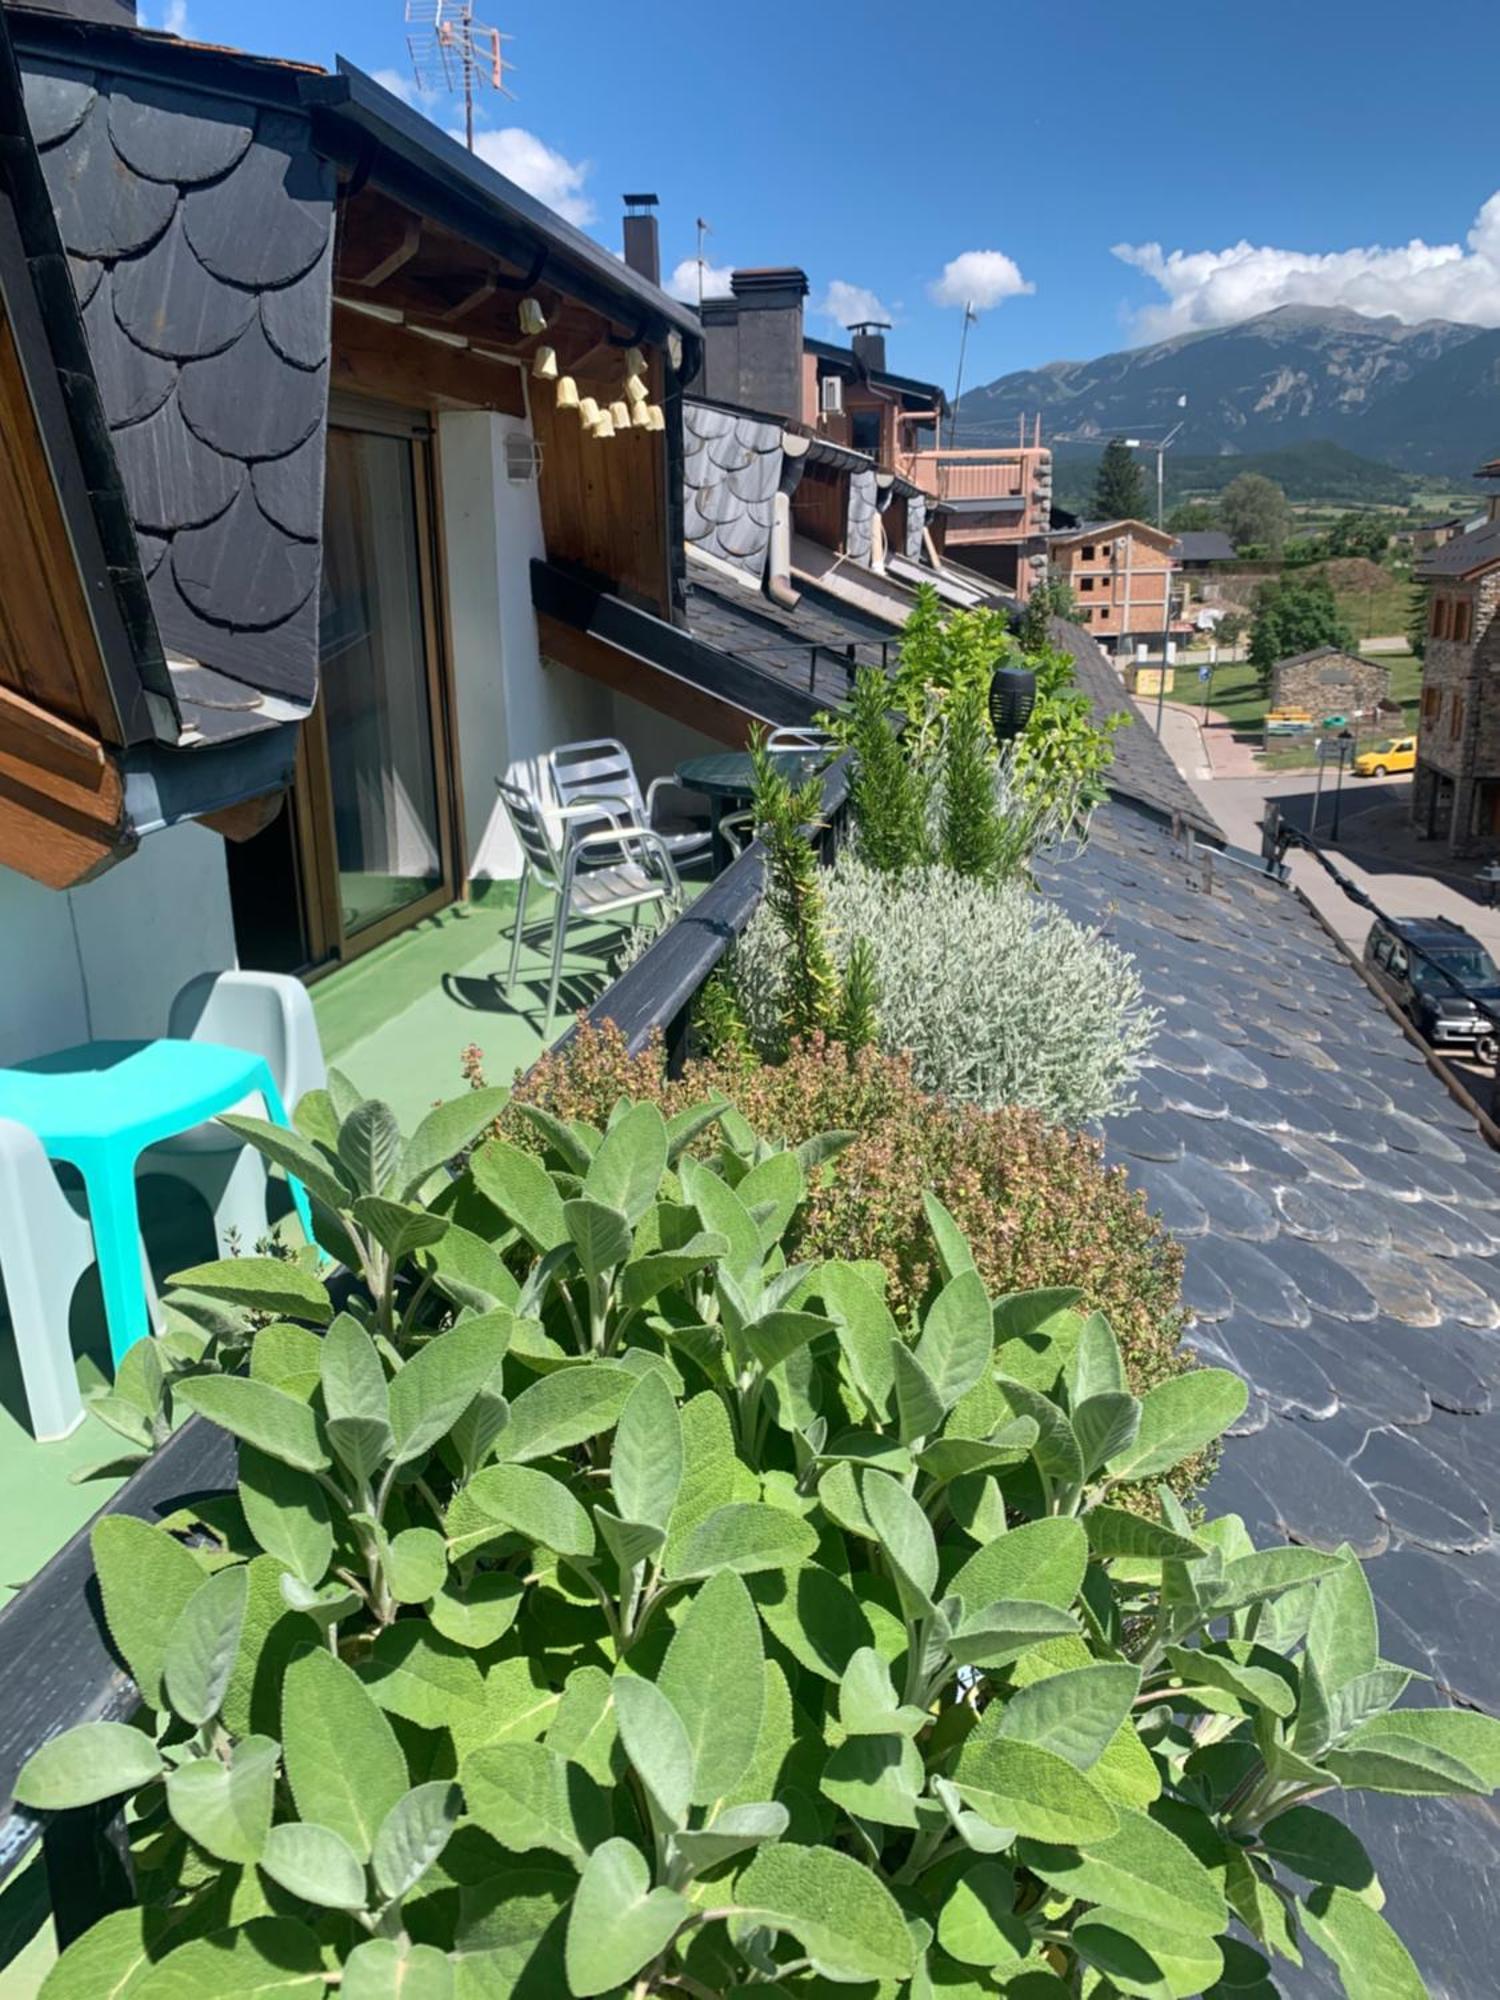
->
[0,752,851,1957]
[577,752,851,1068]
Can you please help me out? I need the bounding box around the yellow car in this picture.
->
[1353,735,1416,777]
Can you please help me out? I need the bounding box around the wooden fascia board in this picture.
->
[0,683,129,886]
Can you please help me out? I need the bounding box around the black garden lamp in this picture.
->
[989,665,1037,746]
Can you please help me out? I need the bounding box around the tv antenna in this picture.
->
[405,1,514,153]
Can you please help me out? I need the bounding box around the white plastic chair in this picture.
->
[497,778,683,1037]
[548,736,713,867]
[0,1120,110,1439]
[0,971,323,1442]
[143,971,326,1252]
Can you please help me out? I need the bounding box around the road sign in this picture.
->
[1197,666,1211,682]
[1317,736,1355,765]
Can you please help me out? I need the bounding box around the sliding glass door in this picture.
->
[225,398,458,976]
[317,425,449,942]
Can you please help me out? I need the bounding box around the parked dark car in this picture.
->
[1364,916,1500,1064]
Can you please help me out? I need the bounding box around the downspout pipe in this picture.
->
[768,432,809,608]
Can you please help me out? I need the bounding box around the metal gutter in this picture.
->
[305,61,701,348]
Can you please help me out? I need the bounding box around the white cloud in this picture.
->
[1114,193,1500,337]
[371,67,441,108]
[929,249,1034,310]
[665,256,735,303]
[461,128,594,226]
[814,279,894,328]
[142,0,189,33]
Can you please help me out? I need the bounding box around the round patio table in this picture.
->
[675,750,823,872]
[0,1038,313,1366]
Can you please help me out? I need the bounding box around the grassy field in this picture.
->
[1164,650,1423,764]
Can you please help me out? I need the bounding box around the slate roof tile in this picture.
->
[112,213,259,361]
[1036,791,1500,1990]
[20,45,334,717]
[107,75,253,185]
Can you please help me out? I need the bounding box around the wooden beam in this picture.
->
[539,613,750,747]
[199,791,286,844]
[0,309,118,741]
[331,304,526,415]
[0,686,127,885]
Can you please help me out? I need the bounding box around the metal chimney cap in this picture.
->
[623,193,659,210]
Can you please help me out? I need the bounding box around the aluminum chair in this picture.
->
[496,778,683,1037]
[765,726,834,753]
[548,736,713,867]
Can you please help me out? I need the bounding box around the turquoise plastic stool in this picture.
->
[0,1039,314,1368]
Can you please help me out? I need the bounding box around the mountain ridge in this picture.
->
[956,305,1493,474]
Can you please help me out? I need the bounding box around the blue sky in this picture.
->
[152,0,1500,393]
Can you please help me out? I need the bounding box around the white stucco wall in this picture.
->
[438,404,612,879]
[0,821,237,1066]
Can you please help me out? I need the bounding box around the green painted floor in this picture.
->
[311,879,659,1127]
[0,1175,219,1609]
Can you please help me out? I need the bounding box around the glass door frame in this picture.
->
[298,396,462,975]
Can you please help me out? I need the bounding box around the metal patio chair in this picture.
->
[548,736,713,868]
[764,726,834,753]
[496,778,684,1037]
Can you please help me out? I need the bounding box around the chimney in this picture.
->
[698,266,807,421]
[4,0,138,18]
[850,321,890,374]
[621,192,660,287]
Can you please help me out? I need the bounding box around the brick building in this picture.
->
[1269,646,1389,719]
[1410,460,1500,854]
[1048,520,1180,652]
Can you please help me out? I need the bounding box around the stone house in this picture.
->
[1410,461,1500,855]
[1268,646,1388,718]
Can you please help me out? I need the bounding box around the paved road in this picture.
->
[1147,703,1500,1105]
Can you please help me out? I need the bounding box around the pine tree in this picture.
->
[1090,439,1147,523]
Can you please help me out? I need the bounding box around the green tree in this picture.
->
[1090,437,1147,522]
[1221,472,1291,555]
[1248,573,1352,689]
[1215,609,1249,661]
[1166,499,1218,532]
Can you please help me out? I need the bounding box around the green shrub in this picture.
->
[24,1080,1497,1999]
[729,850,1155,1122]
[843,663,930,873]
[511,1024,1185,1379]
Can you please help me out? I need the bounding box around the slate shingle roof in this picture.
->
[1036,799,1500,1999]
[1173,530,1236,563]
[684,569,890,709]
[683,401,782,583]
[1416,516,1500,579]
[1048,616,1222,841]
[19,48,336,713]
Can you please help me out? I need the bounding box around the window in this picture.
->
[1080,544,1095,560]
[1453,598,1473,645]
[1422,685,1440,722]
[1450,690,1466,739]
[850,409,880,457]
[1372,935,1392,970]
[1080,575,1096,592]
[1431,596,1452,640]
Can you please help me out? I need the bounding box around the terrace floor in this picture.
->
[309,877,638,1122]
[0,878,679,1615]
